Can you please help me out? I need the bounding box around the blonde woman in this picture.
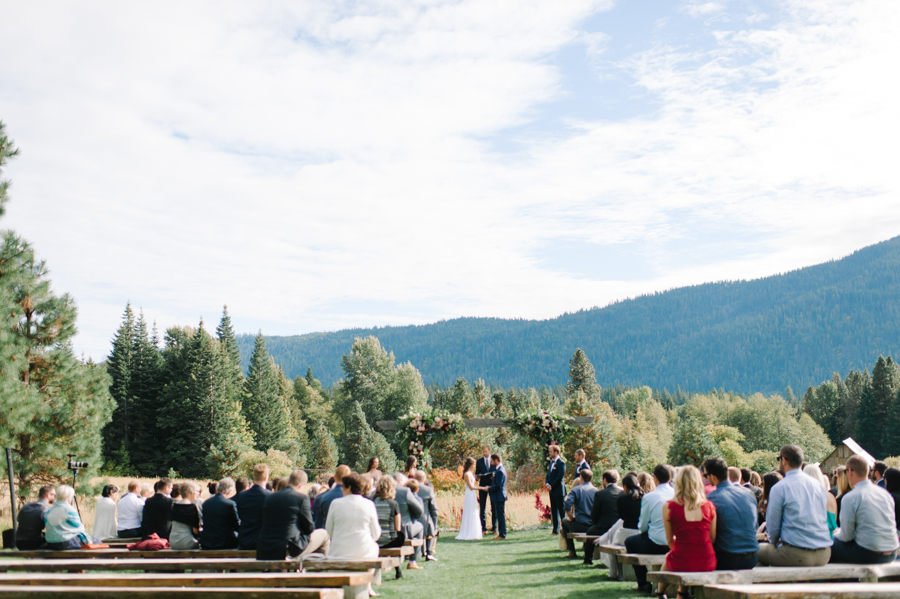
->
[804,464,837,536]
[662,466,717,598]
[834,466,851,526]
[637,472,656,494]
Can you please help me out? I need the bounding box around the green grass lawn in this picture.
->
[377,528,636,599]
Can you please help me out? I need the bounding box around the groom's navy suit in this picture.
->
[488,463,508,538]
[474,455,495,532]
[546,457,567,534]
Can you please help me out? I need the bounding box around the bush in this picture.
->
[430,467,465,493]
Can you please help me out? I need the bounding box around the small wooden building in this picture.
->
[819,437,875,474]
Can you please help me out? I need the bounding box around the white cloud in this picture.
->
[0,0,897,360]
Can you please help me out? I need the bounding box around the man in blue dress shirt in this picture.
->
[830,455,898,563]
[758,445,833,567]
[562,469,597,559]
[704,457,759,570]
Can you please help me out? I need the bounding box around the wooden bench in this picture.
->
[648,562,900,598]
[12,550,257,560]
[0,572,371,599]
[0,587,343,598]
[703,582,900,599]
[566,533,599,543]
[378,546,415,580]
[301,557,401,585]
[0,558,313,573]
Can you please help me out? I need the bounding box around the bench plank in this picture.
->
[618,554,667,566]
[0,559,304,573]
[704,583,900,599]
[597,545,626,555]
[648,563,900,587]
[12,550,257,560]
[0,587,343,599]
[378,547,413,558]
[0,572,371,588]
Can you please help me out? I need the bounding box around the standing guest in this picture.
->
[804,464,838,536]
[207,482,218,496]
[474,445,495,533]
[830,455,899,563]
[625,465,675,593]
[583,470,621,565]
[415,471,439,560]
[574,449,591,479]
[404,456,418,479]
[757,445,833,567]
[393,472,425,569]
[637,472,656,494]
[758,471,783,527]
[15,485,55,550]
[545,444,567,535]
[883,468,900,534]
[562,469,598,560]
[483,453,508,540]
[741,468,763,501]
[273,477,289,492]
[662,466,717,599]
[142,479,175,540]
[727,467,742,486]
[597,473,644,578]
[236,463,272,550]
[44,485,101,549]
[750,471,763,491]
[314,465,351,529]
[326,473,382,597]
[374,476,405,549]
[200,478,240,550]
[256,469,328,560]
[834,466,851,526]
[873,461,887,489]
[365,457,383,482]
[171,483,184,502]
[170,482,201,550]
[704,458,759,570]
[235,478,252,496]
[116,480,144,538]
[92,484,119,540]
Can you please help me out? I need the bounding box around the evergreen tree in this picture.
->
[307,423,339,471]
[345,402,399,473]
[101,304,136,468]
[0,122,114,496]
[667,414,719,467]
[129,309,164,475]
[243,333,297,455]
[858,356,897,456]
[564,391,620,470]
[566,348,601,400]
[807,381,840,444]
[784,386,797,406]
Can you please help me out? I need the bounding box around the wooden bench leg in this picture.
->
[372,568,383,586]
[344,583,370,599]
[622,564,636,582]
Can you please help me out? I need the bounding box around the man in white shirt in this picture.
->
[116,480,145,538]
[831,455,898,563]
[624,465,675,593]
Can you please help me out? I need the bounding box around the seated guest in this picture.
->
[170,482,201,550]
[207,482,218,496]
[625,465,675,594]
[256,469,328,560]
[326,473,382,596]
[16,485,55,550]
[200,477,240,550]
[415,471,439,560]
[637,472,656,494]
[662,466,717,598]
[116,480,144,538]
[141,484,154,499]
[142,478,174,540]
[562,469,598,560]
[235,477,251,495]
[740,468,763,501]
[170,483,182,502]
[273,477,288,492]
[727,467,742,486]
[830,455,898,563]
[598,473,644,578]
[583,470,619,564]
[236,463,272,550]
[393,472,425,570]
[750,471,763,492]
[873,461,887,489]
[308,483,322,512]
[804,464,838,536]
[704,458,759,570]
[92,484,119,540]
[374,476,405,549]
[366,457,383,482]
[44,485,101,549]
[884,467,900,534]
[314,465,351,529]
[360,474,375,500]
[758,471,783,527]
[758,445,832,567]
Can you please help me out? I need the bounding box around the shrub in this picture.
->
[430,467,465,493]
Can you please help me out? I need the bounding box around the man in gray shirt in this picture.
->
[831,455,899,564]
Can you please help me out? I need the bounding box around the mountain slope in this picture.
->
[238,236,900,393]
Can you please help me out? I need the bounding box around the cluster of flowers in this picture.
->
[507,409,574,455]
[396,409,464,462]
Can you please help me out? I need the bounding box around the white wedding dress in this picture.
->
[456,471,483,540]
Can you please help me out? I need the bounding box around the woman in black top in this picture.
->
[616,473,643,530]
[884,467,900,535]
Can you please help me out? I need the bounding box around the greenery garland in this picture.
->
[507,409,575,461]
[396,409,464,469]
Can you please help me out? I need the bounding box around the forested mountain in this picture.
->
[238,236,900,394]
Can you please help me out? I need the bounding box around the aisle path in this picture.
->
[377,528,633,599]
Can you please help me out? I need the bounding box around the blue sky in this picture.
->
[0,0,898,359]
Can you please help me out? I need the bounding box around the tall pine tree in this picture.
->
[101,304,136,469]
[243,333,299,457]
[858,356,898,456]
[566,348,601,401]
[307,423,339,472]
[345,401,399,473]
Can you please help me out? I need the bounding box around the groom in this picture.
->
[475,445,495,533]
[486,453,508,540]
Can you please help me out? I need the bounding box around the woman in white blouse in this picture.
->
[326,473,381,560]
[92,484,119,540]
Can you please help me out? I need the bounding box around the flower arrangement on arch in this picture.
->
[506,409,575,460]
[395,408,464,469]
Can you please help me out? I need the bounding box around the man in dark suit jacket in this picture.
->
[486,454,508,540]
[314,465,351,529]
[574,449,591,479]
[200,478,240,550]
[545,444,566,535]
[141,478,174,540]
[584,469,623,564]
[474,445,495,533]
[236,464,272,550]
[256,469,326,560]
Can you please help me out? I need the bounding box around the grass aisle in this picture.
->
[377,529,635,599]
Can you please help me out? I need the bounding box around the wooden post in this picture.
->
[6,447,17,540]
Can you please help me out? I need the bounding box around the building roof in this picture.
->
[838,437,876,466]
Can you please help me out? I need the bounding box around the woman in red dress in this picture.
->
[661,465,717,599]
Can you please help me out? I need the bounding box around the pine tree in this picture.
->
[101,304,136,468]
[307,423,339,471]
[566,349,601,401]
[0,122,115,496]
[667,414,719,467]
[345,402,399,473]
[564,391,620,470]
[858,356,897,456]
[243,333,297,455]
[129,310,164,475]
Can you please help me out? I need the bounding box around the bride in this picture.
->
[456,457,483,540]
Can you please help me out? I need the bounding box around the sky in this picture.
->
[0,0,898,360]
